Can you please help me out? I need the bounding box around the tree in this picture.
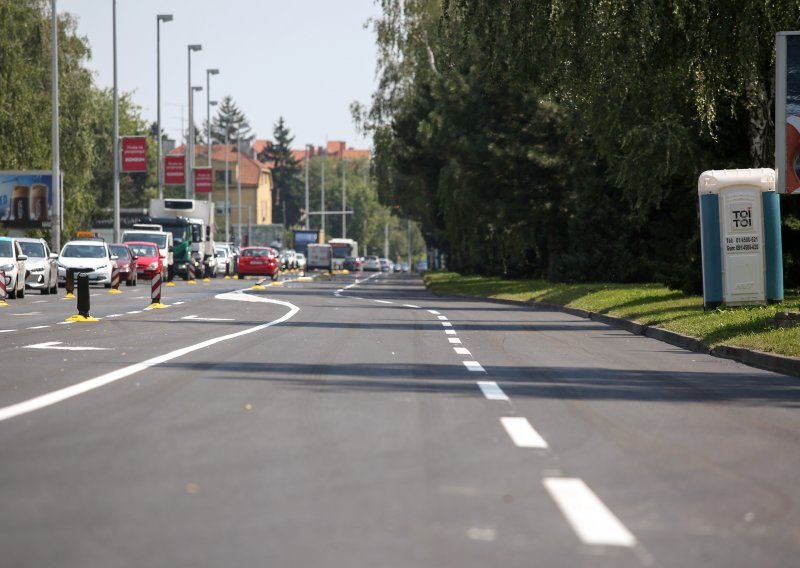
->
[210,96,253,144]
[257,117,302,225]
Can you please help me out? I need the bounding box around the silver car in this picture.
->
[18,237,58,294]
[0,237,27,299]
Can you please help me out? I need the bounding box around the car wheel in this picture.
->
[17,281,24,299]
[41,284,49,295]
[104,283,111,289]
[8,279,16,299]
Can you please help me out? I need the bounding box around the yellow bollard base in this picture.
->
[0,300,8,307]
[109,288,122,294]
[270,281,283,287]
[166,282,176,287]
[187,280,197,285]
[224,275,231,279]
[65,314,100,323]
[146,302,169,310]
[297,276,313,282]
[64,293,76,299]
[251,285,266,290]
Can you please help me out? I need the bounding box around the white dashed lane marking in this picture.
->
[374,300,393,304]
[445,329,456,335]
[442,322,453,327]
[501,417,548,449]
[437,315,448,320]
[463,361,485,373]
[403,304,421,309]
[427,309,440,315]
[543,478,637,547]
[454,347,471,356]
[448,338,462,344]
[477,381,508,401]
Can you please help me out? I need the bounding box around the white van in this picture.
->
[306,243,332,270]
[121,226,173,280]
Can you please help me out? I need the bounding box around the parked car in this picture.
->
[280,249,297,270]
[0,236,28,299]
[214,246,232,276]
[363,255,381,271]
[17,237,58,295]
[379,258,393,272]
[109,244,138,286]
[57,239,117,288]
[398,261,410,273]
[343,256,362,271]
[125,241,163,281]
[416,259,429,272]
[295,252,306,270]
[238,247,280,281]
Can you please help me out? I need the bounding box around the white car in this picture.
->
[363,255,381,271]
[0,236,28,299]
[214,246,232,276]
[58,239,118,288]
[18,237,58,295]
[295,252,306,270]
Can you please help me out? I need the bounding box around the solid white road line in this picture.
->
[454,347,471,356]
[0,330,15,333]
[403,304,421,309]
[27,326,50,330]
[374,299,393,304]
[543,478,637,547]
[463,361,485,372]
[448,338,462,344]
[182,315,235,322]
[477,381,508,401]
[427,309,440,315]
[126,311,142,315]
[24,341,112,352]
[0,291,300,423]
[500,417,548,449]
[106,314,122,318]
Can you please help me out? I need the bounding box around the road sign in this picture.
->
[194,167,213,193]
[164,155,185,185]
[121,136,147,173]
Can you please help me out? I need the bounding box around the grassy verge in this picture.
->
[423,271,800,358]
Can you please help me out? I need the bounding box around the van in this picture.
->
[121,228,173,280]
[306,243,332,270]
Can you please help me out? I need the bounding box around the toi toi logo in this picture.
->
[732,208,752,229]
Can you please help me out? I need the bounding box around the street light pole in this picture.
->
[341,159,347,239]
[224,126,229,244]
[321,148,326,237]
[51,0,61,252]
[156,14,173,200]
[237,130,242,247]
[304,144,310,230]
[112,0,120,242]
[206,68,219,167]
[189,85,202,199]
[186,44,202,199]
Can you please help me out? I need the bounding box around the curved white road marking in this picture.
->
[0,291,299,423]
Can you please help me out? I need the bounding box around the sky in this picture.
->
[57,0,382,150]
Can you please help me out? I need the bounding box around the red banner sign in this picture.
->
[164,155,185,185]
[194,167,213,193]
[121,136,147,172]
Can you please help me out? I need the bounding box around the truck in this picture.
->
[149,198,217,279]
[306,243,332,271]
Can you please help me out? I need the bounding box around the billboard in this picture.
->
[0,171,54,229]
[164,155,185,185]
[292,229,320,255]
[776,32,800,194]
[194,167,213,193]
[121,136,147,172]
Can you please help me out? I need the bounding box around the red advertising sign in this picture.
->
[194,167,213,193]
[164,155,185,185]
[120,136,147,172]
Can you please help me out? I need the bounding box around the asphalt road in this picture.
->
[1,271,799,567]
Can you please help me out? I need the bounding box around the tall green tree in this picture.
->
[210,96,253,144]
[257,117,302,225]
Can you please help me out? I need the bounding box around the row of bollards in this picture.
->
[64,268,168,322]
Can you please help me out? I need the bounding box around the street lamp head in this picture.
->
[210,100,218,106]
[208,68,220,76]
[188,44,202,52]
[192,86,203,92]
[157,14,173,22]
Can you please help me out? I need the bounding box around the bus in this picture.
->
[328,238,358,270]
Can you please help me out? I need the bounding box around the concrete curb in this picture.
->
[428,291,800,378]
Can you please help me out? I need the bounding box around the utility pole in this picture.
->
[341,159,347,238]
[304,145,310,230]
[321,148,326,238]
[112,0,120,242]
[384,219,389,259]
[51,0,61,252]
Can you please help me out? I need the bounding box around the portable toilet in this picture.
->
[698,168,783,309]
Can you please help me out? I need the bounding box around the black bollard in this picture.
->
[65,268,76,297]
[77,272,90,317]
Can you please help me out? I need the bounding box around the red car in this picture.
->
[238,247,280,280]
[125,241,164,280]
[109,243,138,286]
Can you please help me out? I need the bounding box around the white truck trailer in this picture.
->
[149,198,217,278]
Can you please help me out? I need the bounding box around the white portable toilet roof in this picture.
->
[698,168,775,195]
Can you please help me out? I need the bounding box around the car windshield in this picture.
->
[128,244,157,257]
[19,242,45,257]
[215,249,227,257]
[123,233,167,247]
[109,246,131,259]
[243,248,271,258]
[162,225,186,245]
[62,244,106,258]
[0,241,12,257]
